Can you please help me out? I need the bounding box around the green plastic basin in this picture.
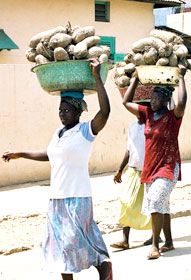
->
[31,60,109,94]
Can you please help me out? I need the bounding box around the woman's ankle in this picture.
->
[96,260,113,280]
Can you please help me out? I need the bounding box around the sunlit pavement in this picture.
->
[1,216,191,280]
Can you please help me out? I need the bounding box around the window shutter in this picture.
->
[99,36,115,60]
[95,1,110,22]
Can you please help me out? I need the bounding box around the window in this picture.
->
[95,1,110,22]
[99,36,125,63]
[99,36,115,60]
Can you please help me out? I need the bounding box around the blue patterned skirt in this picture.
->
[42,197,109,273]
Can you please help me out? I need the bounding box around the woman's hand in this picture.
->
[131,68,138,79]
[178,64,187,77]
[114,171,122,184]
[2,152,21,162]
[89,57,101,79]
[2,151,49,162]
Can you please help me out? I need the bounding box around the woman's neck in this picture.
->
[155,106,168,114]
[65,120,79,130]
[153,107,168,121]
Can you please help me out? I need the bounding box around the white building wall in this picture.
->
[167,12,191,35]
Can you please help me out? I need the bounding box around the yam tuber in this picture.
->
[156,57,169,66]
[143,47,158,65]
[25,48,37,62]
[49,33,72,49]
[72,26,95,43]
[173,44,188,58]
[133,53,145,65]
[29,26,67,48]
[54,47,69,61]
[124,63,136,74]
[115,75,130,87]
[36,42,54,60]
[99,53,108,63]
[35,54,50,64]
[73,35,101,59]
[132,37,166,53]
[150,29,182,44]
[168,53,178,67]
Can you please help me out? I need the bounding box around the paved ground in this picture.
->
[0,161,191,279]
[1,216,191,280]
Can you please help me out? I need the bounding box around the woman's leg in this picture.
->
[143,235,163,246]
[148,212,163,259]
[61,274,73,280]
[96,260,113,280]
[160,163,179,251]
[160,213,174,251]
[110,226,130,249]
[123,226,130,243]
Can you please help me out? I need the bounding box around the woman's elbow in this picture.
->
[122,101,130,109]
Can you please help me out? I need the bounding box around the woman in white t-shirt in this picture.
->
[2,59,112,280]
[110,117,152,250]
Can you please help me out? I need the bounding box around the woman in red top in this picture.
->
[122,65,187,259]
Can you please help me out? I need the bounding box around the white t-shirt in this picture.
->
[47,122,96,199]
[127,121,145,171]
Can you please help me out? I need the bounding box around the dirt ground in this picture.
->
[0,182,191,256]
[0,198,120,255]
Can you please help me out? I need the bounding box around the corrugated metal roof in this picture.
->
[128,0,185,6]
[0,29,19,50]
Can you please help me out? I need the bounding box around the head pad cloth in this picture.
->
[60,91,88,112]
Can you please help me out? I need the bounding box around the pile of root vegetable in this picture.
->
[114,29,190,88]
[26,22,110,65]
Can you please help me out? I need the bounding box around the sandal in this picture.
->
[160,245,175,253]
[110,241,129,250]
[147,251,161,260]
[143,236,163,246]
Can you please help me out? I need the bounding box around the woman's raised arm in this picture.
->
[174,65,187,118]
[122,75,140,118]
[90,58,110,135]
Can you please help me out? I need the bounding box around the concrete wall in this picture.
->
[167,12,191,35]
[1,0,190,186]
[1,64,191,187]
[0,65,134,186]
[0,0,155,186]
[0,0,153,63]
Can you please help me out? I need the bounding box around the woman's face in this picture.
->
[59,101,80,126]
[150,91,166,112]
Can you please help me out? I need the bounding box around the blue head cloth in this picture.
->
[60,91,88,112]
[60,91,84,100]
